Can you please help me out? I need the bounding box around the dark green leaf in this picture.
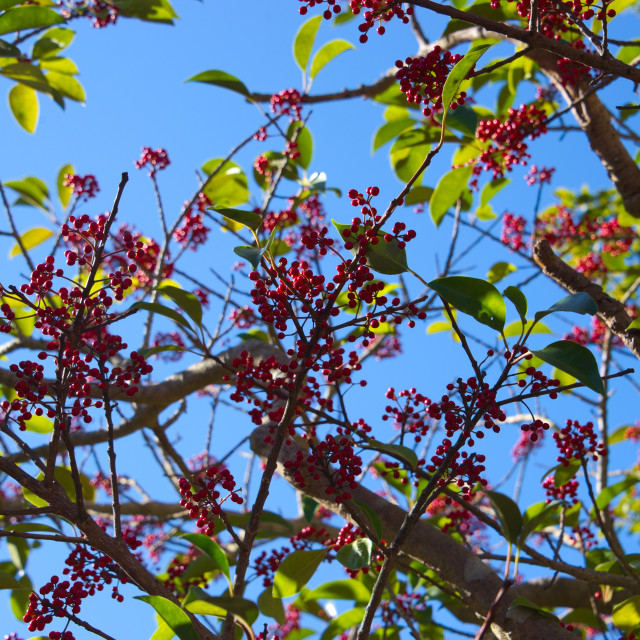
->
[180,533,229,581]
[110,0,177,22]
[550,459,581,487]
[429,166,473,227]
[136,596,199,640]
[157,284,203,327]
[531,341,604,394]
[258,588,286,624]
[404,186,433,205]
[0,37,20,57]
[186,594,258,625]
[138,344,186,358]
[428,276,506,332]
[509,597,559,620]
[128,301,193,331]
[534,292,597,321]
[294,15,322,71]
[187,69,251,98]
[302,496,318,523]
[438,102,478,136]
[210,207,261,232]
[363,440,417,470]
[0,6,64,36]
[441,44,491,115]
[0,571,24,590]
[288,121,313,170]
[336,538,373,570]
[273,549,327,598]
[487,491,522,543]
[353,499,383,541]
[233,245,266,270]
[504,286,528,320]
[305,579,371,604]
[310,39,354,79]
[9,83,38,133]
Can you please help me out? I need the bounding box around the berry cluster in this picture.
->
[395,47,465,116]
[525,164,555,186]
[511,419,549,460]
[474,103,548,179]
[501,213,528,252]
[59,0,119,28]
[554,419,607,465]
[178,465,244,536]
[270,89,303,120]
[298,1,413,42]
[382,387,432,443]
[174,192,211,250]
[135,147,170,176]
[63,174,100,201]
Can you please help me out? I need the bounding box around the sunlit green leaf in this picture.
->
[187,70,251,98]
[128,301,193,331]
[273,549,327,598]
[136,596,199,640]
[336,539,372,570]
[9,83,38,133]
[9,227,53,258]
[294,15,322,71]
[429,166,473,226]
[0,6,64,36]
[310,39,354,79]
[157,284,203,327]
[441,43,491,115]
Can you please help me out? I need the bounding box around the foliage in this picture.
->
[1,1,640,640]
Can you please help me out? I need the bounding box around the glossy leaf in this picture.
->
[613,596,640,631]
[487,261,516,284]
[128,301,193,331]
[9,227,53,257]
[487,491,522,543]
[441,43,492,115]
[273,549,327,598]
[288,121,313,170]
[186,594,258,624]
[305,579,371,604]
[504,286,528,320]
[233,245,266,270]
[531,341,604,394]
[520,501,561,542]
[534,292,597,322]
[157,284,203,327]
[364,440,418,470]
[428,276,506,332]
[336,538,373,570]
[294,15,322,71]
[429,165,473,227]
[353,499,383,541]
[210,207,261,232]
[187,70,251,98]
[44,70,85,102]
[9,83,38,133]
[136,596,199,640]
[0,6,64,36]
[310,39,354,79]
[180,533,229,581]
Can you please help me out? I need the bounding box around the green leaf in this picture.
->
[438,102,478,136]
[150,616,175,640]
[31,27,74,59]
[179,534,230,582]
[23,414,53,434]
[9,83,38,133]
[111,0,177,23]
[336,538,373,570]
[503,319,551,338]
[593,476,639,514]
[531,341,604,394]
[9,227,53,257]
[187,70,251,98]
[480,178,510,206]
[258,588,286,625]
[551,459,581,487]
[201,159,249,207]
[520,501,561,542]
[136,596,199,640]
[23,466,95,507]
[0,571,24,590]
[6,176,49,210]
[302,496,318,523]
[272,549,327,598]
[320,608,366,640]
[509,597,559,621]
[613,596,640,631]
[428,276,506,332]
[288,121,313,170]
[332,220,409,275]
[139,344,186,359]
[441,43,491,115]
[487,261,516,284]
[305,579,371,604]
[157,284,203,327]
[404,186,434,205]
[487,491,522,543]
[372,118,415,152]
[294,15,322,71]
[429,166,473,227]
[0,37,20,57]
[0,6,64,36]
[353,499,383,541]
[534,292,597,322]
[208,207,262,231]
[186,594,258,625]
[44,70,85,102]
[310,39,354,79]
[128,301,193,331]
[233,245,266,270]
[363,440,418,470]
[504,286,528,320]
[627,318,640,330]
[57,164,73,208]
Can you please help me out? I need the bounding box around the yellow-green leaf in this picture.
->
[9,227,53,257]
[9,83,38,133]
[310,39,354,79]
